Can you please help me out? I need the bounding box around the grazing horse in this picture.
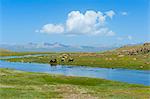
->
[61,58,65,62]
[49,59,57,63]
[68,58,74,62]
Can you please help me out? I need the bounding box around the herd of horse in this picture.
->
[49,54,74,64]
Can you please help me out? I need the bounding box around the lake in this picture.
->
[0,56,149,86]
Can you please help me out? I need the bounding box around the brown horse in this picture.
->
[49,59,57,63]
[68,58,74,62]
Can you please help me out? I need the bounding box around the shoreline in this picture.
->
[2,53,149,70]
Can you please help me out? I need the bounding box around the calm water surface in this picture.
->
[0,59,150,86]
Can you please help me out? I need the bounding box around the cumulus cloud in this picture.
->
[40,24,64,34]
[66,10,109,35]
[38,10,116,36]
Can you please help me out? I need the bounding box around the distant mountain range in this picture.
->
[0,42,118,52]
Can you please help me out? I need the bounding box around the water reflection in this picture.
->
[49,63,57,66]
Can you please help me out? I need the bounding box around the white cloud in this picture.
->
[121,12,128,16]
[66,10,108,35]
[40,24,64,34]
[105,10,115,19]
[38,10,116,36]
[127,35,132,40]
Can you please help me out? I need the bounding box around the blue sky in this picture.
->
[0,0,149,46]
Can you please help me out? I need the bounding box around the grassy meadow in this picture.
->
[0,68,150,99]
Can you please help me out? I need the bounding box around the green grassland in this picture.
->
[0,68,149,99]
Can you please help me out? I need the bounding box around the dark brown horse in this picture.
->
[68,58,74,62]
[49,59,57,63]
